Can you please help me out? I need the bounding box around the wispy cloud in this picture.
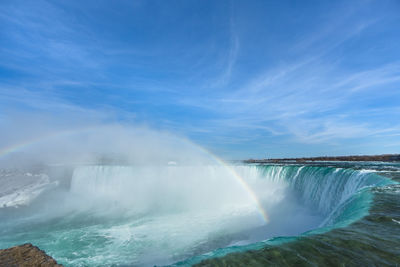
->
[175,2,400,150]
[0,0,399,157]
[209,12,240,88]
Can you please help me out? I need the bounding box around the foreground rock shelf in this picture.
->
[0,243,62,267]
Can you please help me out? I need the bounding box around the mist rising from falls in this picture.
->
[0,123,391,266]
[245,165,389,226]
[70,166,257,213]
[0,117,396,266]
[1,164,289,266]
[2,161,391,266]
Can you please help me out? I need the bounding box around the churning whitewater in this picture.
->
[0,163,392,266]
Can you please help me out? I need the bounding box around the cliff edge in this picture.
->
[0,243,62,267]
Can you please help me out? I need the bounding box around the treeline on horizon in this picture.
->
[244,154,400,163]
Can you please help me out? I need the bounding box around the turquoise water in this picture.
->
[0,163,398,266]
[192,163,400,266]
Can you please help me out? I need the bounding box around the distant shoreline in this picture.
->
[243,154,400,163]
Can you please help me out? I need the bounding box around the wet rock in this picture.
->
[0,243,62,267]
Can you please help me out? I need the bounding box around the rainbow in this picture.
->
[0,127,269,223]
[0,127,97,159]
[184,140,269,224]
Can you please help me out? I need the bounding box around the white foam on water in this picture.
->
[0,171,58,208]
[0,164,390,266]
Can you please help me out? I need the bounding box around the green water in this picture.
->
[191,162,400,266]
[0,163,399,266]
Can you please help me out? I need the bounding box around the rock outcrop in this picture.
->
[0,243,62,267]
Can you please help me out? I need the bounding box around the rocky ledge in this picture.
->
[0,243,62,267]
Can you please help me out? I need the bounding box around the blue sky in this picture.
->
[1,0,400,159]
